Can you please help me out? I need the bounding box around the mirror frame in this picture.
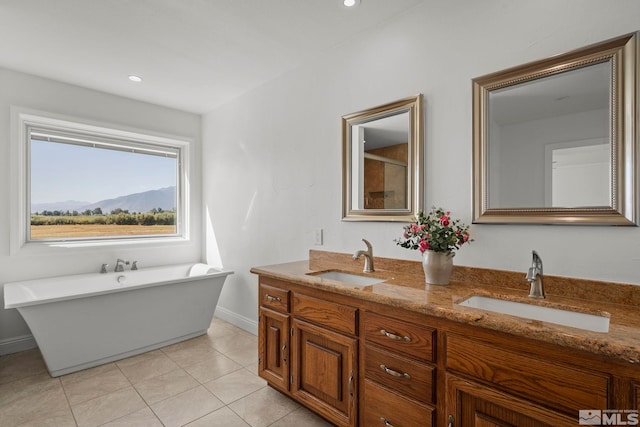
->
[473,32,639,225]
[342,94,423,222]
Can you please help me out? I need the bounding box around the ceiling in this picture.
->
[0,0,425,114]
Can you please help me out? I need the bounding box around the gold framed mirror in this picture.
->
[473,32,638,225]
[342,94,423,222]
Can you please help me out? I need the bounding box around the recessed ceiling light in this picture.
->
[128,75,143,83]
[343,0,360,7]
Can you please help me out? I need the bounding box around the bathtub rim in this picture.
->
[3,262,233,309]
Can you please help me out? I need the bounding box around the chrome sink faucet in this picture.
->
[525,250,545,299]
[353,239,374,273]
[114,258,130,272]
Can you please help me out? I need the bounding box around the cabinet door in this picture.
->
[292,318,357,427]
[258,308,289,391]
[446,375,575,427]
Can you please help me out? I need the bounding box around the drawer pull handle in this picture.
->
[380,329,411,342]
[380,417,395,427]
[380,364,411,379]
[281,342,287,365]
[266,294,281,302]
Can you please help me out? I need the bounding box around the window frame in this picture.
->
[10,107,191,254]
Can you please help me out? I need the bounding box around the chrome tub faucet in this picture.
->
[353,239,374,273]
[114,258,129,272]
[525,250,545,299]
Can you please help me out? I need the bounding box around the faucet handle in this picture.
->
[362,239,372,252]
[131,261,138,270]
[531,250,543,272]
[100,264,108,274]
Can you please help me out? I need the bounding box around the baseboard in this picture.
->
[0,334,37,356]
[214,306,258,336]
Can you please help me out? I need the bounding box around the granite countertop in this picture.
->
[250,250,640,365]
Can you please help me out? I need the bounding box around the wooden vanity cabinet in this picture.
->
[444,331,614,426]
[258,279,358,427]
[291,293,358,427]
[446,374,576,427]
[257,274,640,427]
[361,311,436,427]
[258,280,291,392]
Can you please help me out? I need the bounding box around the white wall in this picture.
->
[0,68,202,351]
[203,0,640,331]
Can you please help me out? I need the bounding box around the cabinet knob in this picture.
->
[380,329,411,342]
[448,414,454,427]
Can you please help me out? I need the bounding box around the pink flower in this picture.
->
[440,215,449,227]
[463,233,470,243]
[419,239,430,253]
[403,232,409,239]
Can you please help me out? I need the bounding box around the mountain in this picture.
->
[32,187,176,214]
[80,186,176,213]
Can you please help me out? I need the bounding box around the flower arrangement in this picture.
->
[395,207,472,253]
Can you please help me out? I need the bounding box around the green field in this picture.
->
[30,224,176,239]
[30,212,176,239]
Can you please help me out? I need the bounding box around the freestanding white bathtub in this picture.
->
[3,263,232,377]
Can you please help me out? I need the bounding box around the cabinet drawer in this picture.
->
[293,293,357,336]
[363,312,435,362]
[446,333,611,414]
[259,282,290,313]
[365,344,435,404]
[363,379,434,427]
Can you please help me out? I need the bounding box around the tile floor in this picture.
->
[0,317,334,427]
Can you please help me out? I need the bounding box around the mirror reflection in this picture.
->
[351,111,409,210]
[487,61,611,209]
[342,95,423,222]
[473,32,638,225]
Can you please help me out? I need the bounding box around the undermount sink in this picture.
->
[458,295,610,333]
[309,270,384,287]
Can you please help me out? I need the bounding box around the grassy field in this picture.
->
[30,224,176,239]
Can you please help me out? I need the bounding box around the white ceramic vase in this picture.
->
[422,250,455,285]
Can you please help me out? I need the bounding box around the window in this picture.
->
[11,109,189,251]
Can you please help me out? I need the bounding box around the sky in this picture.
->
[31,140,177,204]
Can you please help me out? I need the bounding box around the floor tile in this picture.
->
[211,333,257,355]
[228,387,300,427]
[1,318,308,427]
[71,385,146,427]
[13,407,77,427]
[204,368,267,404]
[186,406,250,426]
[116,350,179,384]
[101,407,163,427]
[0,375,70,427]
[0,372,60,407]
[151,385,224,427]
[60,362,131,405]
[134,368,199,405]
[163,340,220,368]
[183,352,243,383]
[0,349,48,385]
[268,406,335,427]
[224,345,259,367]
[115,349,164,370]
